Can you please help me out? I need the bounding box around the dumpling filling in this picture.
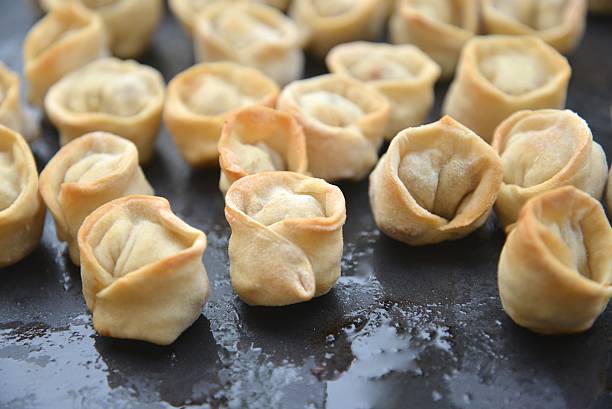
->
[349,57,414,81]
[232,141,286,175]
[247,187,324,226]
[299,91,365,127]
[479,52,547,95]
[186,76,254,116]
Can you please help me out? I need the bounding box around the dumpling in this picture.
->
[193,2,304,86]
[0,63,39,142]
[218,106,308,193]
[0,126,45,268]
[277,74,389,182]
[608,167,612,212]
[39,132,153,265]
[443,35,571,143]
[39,0,163,58]
[390,0,480,79]
[326,42,441,140]
[289,0,388,58]
[482,0,587,54]
[78,195,209,345]
[498,186,612,334]
[369,116,503,245]
[164,62,279,167]
[24,2,109,107]
[224,171,346,306]
[44,57,165,163]
[492,109,608,228]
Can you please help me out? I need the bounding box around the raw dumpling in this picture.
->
[44,58,165,163]
[39,0,162,58]
[326,42,441,140]
[369,116,503,245]
[277,74,389,182]
[0,126,45,268]
[0,63,38,142]
[390,0,480,79]
[225,171,346,306]
[482,0,587,54]
[78,195,209,345]
[193,2,304,86]
[24,2,109,106]
[218,106,308,193]
[498,186,612,334]
[443,35,571,142]
[492,109,608,227]
[289,0,388,58]
[39,132,153,265]
[164,62,279,167]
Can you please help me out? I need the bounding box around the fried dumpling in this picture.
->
[482,0,587,54]
[0,126,45,268]
[218,106,308,193]
[443,35,571,142]
[193,2,304,86]
[164,62,279,167]
[39,132,153,265]
[289,0,388,58]
[390,0,480,79]
[277,74,389,182]
[78,195,209,345]
[498,186,612,334]
[326,42,441,140]
[492,109,607,227]
[0,63,38,142]
[45,58,165,163]
[369,116,503,245]
[24,2,109,107]
[225,171,346,306]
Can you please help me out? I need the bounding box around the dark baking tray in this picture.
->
[1,2,611,409]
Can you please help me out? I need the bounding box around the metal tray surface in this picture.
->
[1,3,611,409]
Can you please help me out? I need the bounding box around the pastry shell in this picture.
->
[0,63,39,142]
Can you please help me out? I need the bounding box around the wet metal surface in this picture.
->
[1,3,611,409]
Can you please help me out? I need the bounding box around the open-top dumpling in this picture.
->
[289,0,388,58]
[39,132,153,265]
[225,171,346,306]
[390,0,480,79]
[45,57,165,163]
[218,106,308,193]
[326,42,441,140]
[0,126,45,268]
[498,186,612,334]
[369,116,503,245]
[164,62,279,167]
[0,63,38,142]
[443,35,571,142]
[482,0,587,54]
[24,2,108,106]
[277,74,389,182]
[78,195,209,345]
[193,1,303,86]
[492,109,607,227]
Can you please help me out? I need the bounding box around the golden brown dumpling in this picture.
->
[0,63,38,142]
[225,171,346,306]
[326,42,441,140]
[443,35,571,142]
[218,106,308,193]
[78,195,209,345]
[24,2,109,106]
[0,126,45,268]
[498,186,612,334]
[164,62,279,167]
[277,74,389,182]
[289,0,388,58]
[369,116,503,245]
[482,0,587,54]
[390,0,480,79]
[39,132,153,265]
[492,109,608,227]
[193,2,304,86]
[45,58,165,163]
